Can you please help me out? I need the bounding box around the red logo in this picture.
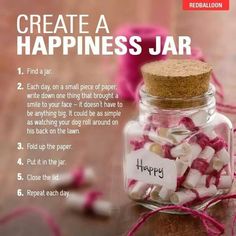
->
[183,0,229,10]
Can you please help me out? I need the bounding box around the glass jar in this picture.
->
[123,84,233,211]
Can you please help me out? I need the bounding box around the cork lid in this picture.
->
[141,59,212,98]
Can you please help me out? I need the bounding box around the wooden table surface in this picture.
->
[0,1,236,235]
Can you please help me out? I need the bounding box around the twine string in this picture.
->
[126,205,224,236]
[0,206,61,236]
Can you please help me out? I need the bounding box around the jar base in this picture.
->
[135,194,224,215]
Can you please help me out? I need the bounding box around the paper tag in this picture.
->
[126,148,177,190]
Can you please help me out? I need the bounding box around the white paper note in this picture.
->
[126,148,177,190]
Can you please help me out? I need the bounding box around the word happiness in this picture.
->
[17,14,191,56]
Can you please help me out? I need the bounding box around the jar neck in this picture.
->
[138,84,216,128]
